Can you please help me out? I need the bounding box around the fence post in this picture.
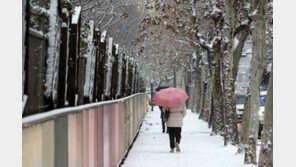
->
[135,64,140,93]
[120,53,127,98]
[77,56,86,105]
[83,21,95,104]
[76,26,85,110]
[93,29,100,102]
[133,64,138,94]
[67,6,81,106]
[131,61,136,94]
[124,56,129,97]
[116,45,123,99]
[126,59,133,96]
[110,44,119,100]
[57,5,70,108]
[97,30,107,101]
[104,37,113,100]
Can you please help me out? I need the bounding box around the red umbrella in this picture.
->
[152,87,188,108]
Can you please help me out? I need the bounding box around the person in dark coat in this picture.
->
[159,106,167,133]
[154,86,169,133]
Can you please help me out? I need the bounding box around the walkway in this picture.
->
[122,107,256,167]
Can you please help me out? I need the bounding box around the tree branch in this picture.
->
[234,17,252,37]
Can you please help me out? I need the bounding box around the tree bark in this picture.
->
[244,0,268,164]
[212,54,225,134]
[195,53,202,114]
[258,65,273,167]
[189,57,196,111]
[233,28,250,79]
[173,67,177,88]
[203,68,214,122]
[238,88,251,153]
[221,0,239,145]
[199,51,209,120]
[185,66,192,108]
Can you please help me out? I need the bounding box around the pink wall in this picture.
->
[22,94,148,167]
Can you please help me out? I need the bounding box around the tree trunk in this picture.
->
[212,54,225,134]
[173,67,177,87]
[195,53,202,113]
[189,56,198,112]
[244,0,268,164]
[221,0,239,145]
[185,66,192,108]
[238,88,251,153]
[233,28,250,79]
[203,68,214,122]
[150,82,154,111]
[258,65,273,167]
[199,52,209,120]
[199,81,207,120]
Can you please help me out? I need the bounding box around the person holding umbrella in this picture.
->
[154,86,169,133]
[152,87,188,153]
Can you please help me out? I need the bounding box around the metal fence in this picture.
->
[23,1,147,116]
[22,93,148,167]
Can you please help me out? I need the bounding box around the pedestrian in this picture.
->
[166,104,186,153]
[159,106,168,133]
[153,90,167,133]
[153,86,169,133]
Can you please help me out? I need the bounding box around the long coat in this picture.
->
[166,104,186,127]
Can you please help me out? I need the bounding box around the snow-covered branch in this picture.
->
[234,17,252,37]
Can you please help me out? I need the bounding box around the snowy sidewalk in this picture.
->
[122,106,256,167]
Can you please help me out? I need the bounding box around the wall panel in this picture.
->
[22,94,148,167]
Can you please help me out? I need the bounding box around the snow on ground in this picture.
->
[122,106,257,167]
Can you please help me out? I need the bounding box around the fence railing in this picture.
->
[22,93,149,167]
